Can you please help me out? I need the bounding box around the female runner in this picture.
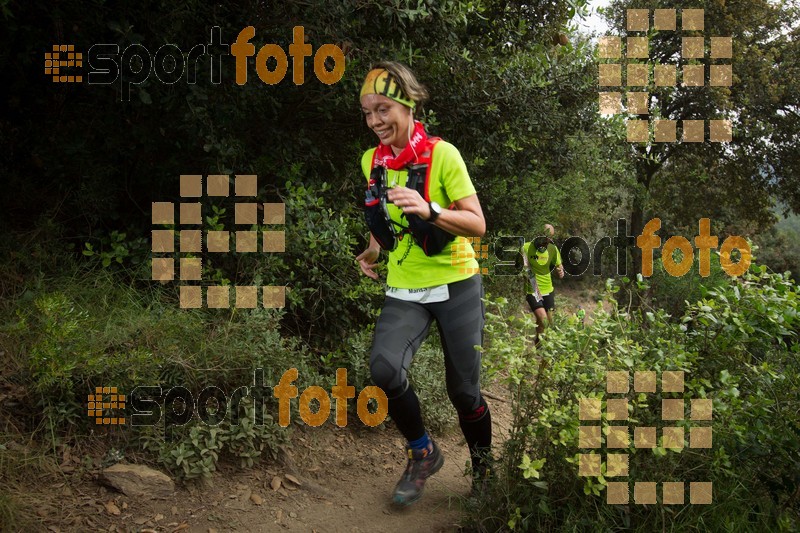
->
[355,61,492,505]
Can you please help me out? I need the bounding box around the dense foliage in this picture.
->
[475,264,799,531]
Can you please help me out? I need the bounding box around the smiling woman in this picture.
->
[354,61,492,507]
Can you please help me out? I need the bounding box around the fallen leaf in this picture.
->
[104,502,121,516]
[270,476,282,491]
[171,523,189,532]
[284,474,301,486]
[171,506,178,515]
[276,509,283,522]
[154,513,164,521]
[133,517,150,525]
[121,502,128,510]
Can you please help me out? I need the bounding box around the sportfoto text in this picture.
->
[494,218,751,278]
[129,368,387,438]
[86,26,345,100]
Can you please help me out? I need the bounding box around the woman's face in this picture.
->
[360,93,413,152]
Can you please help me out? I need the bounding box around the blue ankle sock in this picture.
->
[408,432,431,451]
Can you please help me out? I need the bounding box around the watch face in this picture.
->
[430,202,442,214]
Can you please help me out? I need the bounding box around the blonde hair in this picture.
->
[370,61,429,108]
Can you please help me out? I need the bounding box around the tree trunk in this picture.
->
[622,157,658,311]
[627,196,645,310]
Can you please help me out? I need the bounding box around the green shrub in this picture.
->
[1,269,305,469]
[140,400,288,481]
[471,264,799,531]
[278,181,384,350]
[647,250,731,318]
[319,326,374,393]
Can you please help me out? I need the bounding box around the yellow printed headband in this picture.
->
[360,68,416,109]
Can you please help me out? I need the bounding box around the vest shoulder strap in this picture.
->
[407,137,440,202]
[368,138,446,204]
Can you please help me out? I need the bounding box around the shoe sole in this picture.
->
[392,452,445,507]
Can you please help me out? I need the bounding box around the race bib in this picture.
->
[386,284,450,303]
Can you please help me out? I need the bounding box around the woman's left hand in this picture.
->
[386,187,430,219]
[387,188,486,237]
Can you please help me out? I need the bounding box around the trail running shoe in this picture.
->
[392,441,444,506]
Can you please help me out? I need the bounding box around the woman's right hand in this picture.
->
[356,245,381,280]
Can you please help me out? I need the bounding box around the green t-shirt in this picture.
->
[361,141,480,289]
[522,242,562,295]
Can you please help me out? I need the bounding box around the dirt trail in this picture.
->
[24,384,513,533]
[10,286,599,532]
[9,285,611,533]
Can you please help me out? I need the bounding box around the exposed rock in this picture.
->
[100,464,174,499]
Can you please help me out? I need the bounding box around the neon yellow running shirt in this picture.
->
[361,141,480,289]
[522,242,562,295]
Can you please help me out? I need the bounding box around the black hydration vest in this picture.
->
[364,144,456,257]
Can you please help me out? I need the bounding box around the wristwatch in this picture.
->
[428,201,442,222]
